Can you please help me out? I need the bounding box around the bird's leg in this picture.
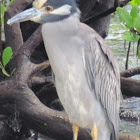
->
[72,123,79,140]
[91,124,98,140]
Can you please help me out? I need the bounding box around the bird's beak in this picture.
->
[7,7,41,25]
[7,5,72,25]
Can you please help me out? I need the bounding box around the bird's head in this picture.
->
[7,0,80,25]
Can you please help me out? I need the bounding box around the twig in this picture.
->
[136,40,140,56]
[125,42,131,70]
[119,0,131,7]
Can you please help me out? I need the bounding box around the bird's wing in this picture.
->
[82,27,120,139]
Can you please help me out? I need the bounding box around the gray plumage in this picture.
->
[7,0,121,140]
[42,14,120,140]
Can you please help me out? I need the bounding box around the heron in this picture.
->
[7,0,121,139]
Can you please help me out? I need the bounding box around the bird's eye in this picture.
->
[45,6,53,12]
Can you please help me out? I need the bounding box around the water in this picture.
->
[120,120,140,137]
[120,97,140,137]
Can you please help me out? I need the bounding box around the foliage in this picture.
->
[117,0,140,42]
[0,47,13,77]
[122,31,140,42]
[130,0,140,6]
[116,0,140,68]
[0,1,14,77]
[0,0,14,25]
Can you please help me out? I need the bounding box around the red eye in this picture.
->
[45,6,53,12]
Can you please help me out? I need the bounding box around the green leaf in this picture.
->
[0,0,14,25]
[2,68,11,77]
[134,15,140,32]
[0,1,6,25]
[130,0,140,6]
[2,47,13,67]
[122,31,140,42]
[130,4,138,19]
[116,7,133,28]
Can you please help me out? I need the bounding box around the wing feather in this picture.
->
[82,35,120,140]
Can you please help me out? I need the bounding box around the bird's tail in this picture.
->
[109,121,119,140]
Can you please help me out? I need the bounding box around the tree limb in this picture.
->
[121,67,140,77]
[121,77,140,97]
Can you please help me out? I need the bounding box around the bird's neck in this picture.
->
[41,13,81,63]
[41,13,81,80]
[42,13,80,37]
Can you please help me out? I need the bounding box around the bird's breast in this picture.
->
[42,23,83,80]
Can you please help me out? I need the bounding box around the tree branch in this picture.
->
[121,77,140,97]
[121,67,140,77]
[18,26,42,57]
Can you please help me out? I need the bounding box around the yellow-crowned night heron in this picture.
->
[7,0,121,140]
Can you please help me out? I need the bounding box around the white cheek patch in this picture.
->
[50,4,72,15]
[30,14,42,22]
[33,0,48,9]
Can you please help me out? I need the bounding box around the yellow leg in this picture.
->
[72,123,79,140]
[91,124,98,140]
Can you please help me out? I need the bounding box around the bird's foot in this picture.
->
[91,124,98,140]
[72,123,79,140]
